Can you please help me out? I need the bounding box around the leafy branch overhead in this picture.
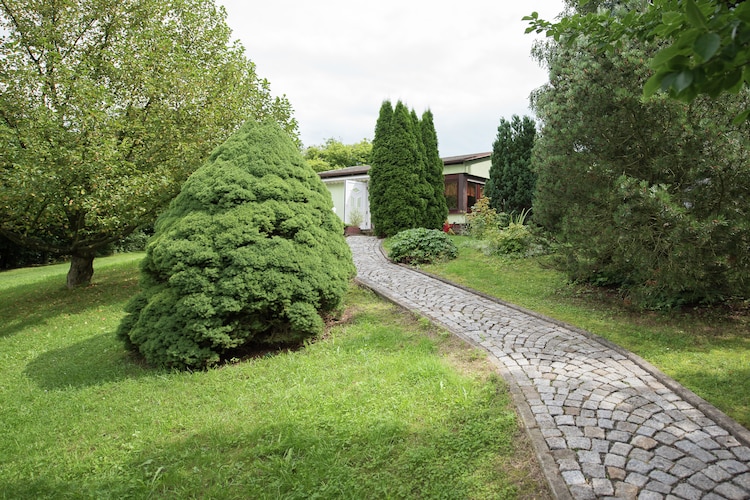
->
[525,0,750,121]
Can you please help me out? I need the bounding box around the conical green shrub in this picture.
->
[117,120,355,369]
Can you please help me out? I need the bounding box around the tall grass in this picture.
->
[0,254,548,499]
[422,236,750,429]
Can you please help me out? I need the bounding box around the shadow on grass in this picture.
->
[0,423,413,499]
[24,332,152,390]
[0,407,533,500]
[0,266,139,339]
[670,364,750,429]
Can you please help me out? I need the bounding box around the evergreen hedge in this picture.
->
[117,120,355,369]
[369,101,446,237]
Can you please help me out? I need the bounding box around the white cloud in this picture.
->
[219,0,565,156]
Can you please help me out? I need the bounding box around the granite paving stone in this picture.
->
[348,236,750,499]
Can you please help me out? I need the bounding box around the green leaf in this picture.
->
[673,70,694,93]
[661,11,684,28]
[734,2,750,23]
[685,0,708,29]
[725,68,744,94]
[661,72,678,92]
[732,108,750,124]
[694,32,721,62]
[650,45,683,69]
[644,72,666,98]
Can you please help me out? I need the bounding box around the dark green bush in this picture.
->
[389,228,458,265]
[117,120,356,369]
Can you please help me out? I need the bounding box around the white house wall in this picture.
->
[321,178,371,230]
[323,180,346,222]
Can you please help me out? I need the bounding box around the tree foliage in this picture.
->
[484,115,537,215]
[369,101,424,237]
[526,0,750,122]
[368,100,446,237]
[303,137,372,172]
[531,33,750,308]
[420,110,449,229]
[117,120,355,370]
[0,0,298,287]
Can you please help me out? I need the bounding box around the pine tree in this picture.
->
[420,109,448,229]
[117,120,355,369]
[485,115,537,215]
[531,34,750,307]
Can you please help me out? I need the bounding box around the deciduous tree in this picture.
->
[303,138,372,172]
[526,0,750,121]
[0,0,298,288]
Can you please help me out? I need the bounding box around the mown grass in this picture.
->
[0,254,549,499]
[420,236,750,429]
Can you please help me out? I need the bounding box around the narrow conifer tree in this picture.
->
[410,108,431,225]
[369,100,394,236]
[485,115,537,215]
[369,100,427,236]
[421,110,448,229]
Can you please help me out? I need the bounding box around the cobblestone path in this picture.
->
[347,236,750,500]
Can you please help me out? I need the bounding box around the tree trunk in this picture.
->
[67,251,95,289]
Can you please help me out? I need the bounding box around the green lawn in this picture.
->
[420,236,750,429]
[0,254,548,499]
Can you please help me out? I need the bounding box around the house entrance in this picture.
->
[345,181,371,230]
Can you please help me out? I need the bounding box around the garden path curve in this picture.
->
[347,235,750,500]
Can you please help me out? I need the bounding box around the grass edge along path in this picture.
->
[0,254,550,499]
[419,236,750,430]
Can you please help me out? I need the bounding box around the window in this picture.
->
[466,182,483,212]
[444,175,485,213]
[444,179,458,211]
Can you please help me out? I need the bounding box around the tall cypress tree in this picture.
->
[369,100,394,236]
[485,115,537,215]
[420,109,448,229]
[369,100,427,236]
[410,108,431,225]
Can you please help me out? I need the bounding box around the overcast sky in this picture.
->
[218,1,565,157]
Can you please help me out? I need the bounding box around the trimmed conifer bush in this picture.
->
[117,120,355,369]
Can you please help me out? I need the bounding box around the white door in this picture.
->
[345,181,370,229]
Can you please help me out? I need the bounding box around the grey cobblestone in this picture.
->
[644,481,672,495]
[714,482,750,500]
[593,478,615,496]
[562,470,587,485]
[348,236,750,499]
[605,453,627,468]
[671,482,703,500]
[687,472,717,491]
[628,459,656,475]
[638,491,664,500]
[735,472,750,490]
